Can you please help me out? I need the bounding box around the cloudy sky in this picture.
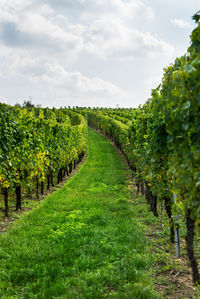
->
[0,0,199,108]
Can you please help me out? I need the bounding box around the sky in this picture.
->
[0,0,199,108]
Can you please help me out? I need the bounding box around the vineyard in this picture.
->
[0,10,200,299]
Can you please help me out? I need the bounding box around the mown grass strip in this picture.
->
[0,128,158,298]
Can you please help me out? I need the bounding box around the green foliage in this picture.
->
[0,104,87,210]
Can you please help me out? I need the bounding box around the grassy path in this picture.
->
[0,128,158,298]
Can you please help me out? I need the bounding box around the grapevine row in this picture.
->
[0,105,87,217]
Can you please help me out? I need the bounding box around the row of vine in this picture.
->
[0,105,87,217]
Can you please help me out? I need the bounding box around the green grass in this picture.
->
[0,128,158,298]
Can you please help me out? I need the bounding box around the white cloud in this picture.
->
[2,55,123,99]
[41,62,122,96]
[84,18,174,59]
[0,16,83,58]
[0,1,171,63]
[41,0,154,20]
[171,18,192,29]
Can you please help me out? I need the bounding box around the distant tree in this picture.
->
[22,100,35,108]
[22,100,41,108]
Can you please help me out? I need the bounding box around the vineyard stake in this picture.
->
[174,194,180,258]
